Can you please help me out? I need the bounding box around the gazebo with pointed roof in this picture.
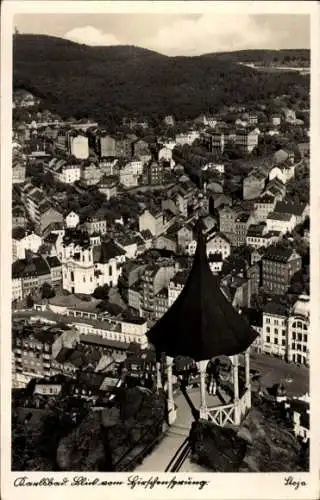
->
[147,220,258,426]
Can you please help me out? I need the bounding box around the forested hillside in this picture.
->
[13,35,309,125]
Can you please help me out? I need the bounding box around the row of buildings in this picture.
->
[250,294,310,366]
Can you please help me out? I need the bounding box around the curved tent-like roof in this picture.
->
[147,221,258,362]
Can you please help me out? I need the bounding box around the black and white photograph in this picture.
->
[1,1,319,499]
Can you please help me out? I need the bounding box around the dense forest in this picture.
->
[201,49,310,66]
[13,35,309,126]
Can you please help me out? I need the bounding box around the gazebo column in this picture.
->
[232,355,241,425]
[197,359,209,420]
[245,347,251,409]
[156,361,162,391]
[166,356,176,424]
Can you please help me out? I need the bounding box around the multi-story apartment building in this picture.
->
[253,195,276,222]
[234,213,255,247]
[274,200,309,226]
[176,224,194,253]
[97,134,116,157]
[99,157,119,176]
[82,216,107,236]
[218,205,238,246]
[141,263,177,319]
[23,187,64,235]
[201,130,225,153]
[287,295,310,366]
[235,128,259,153]
[154,288,169,320]
[46,158,81,184]
[12,278,23,302]
[119,168,138,188]
[98,175,118,200]
[12,327,58,387]
[148,161,164,185]
[12,158,26,184]
[206,232,231,260]
[246,224,281,249]
[262,247,302,295]
[80,161,101,186]
[68,132,89,159]
[168,270,189,307]
[12,205,27,229]
[261,295,310,366]
[46,256,62,287]
[266,212,296,235]
[12,255,53,300]
[262,302,288,359]
[139,208,166,237]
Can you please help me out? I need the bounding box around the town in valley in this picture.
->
[11,31,310,473]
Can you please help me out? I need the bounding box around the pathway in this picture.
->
[134,388,220,472]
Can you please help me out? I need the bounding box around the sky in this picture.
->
[14,14,310,56]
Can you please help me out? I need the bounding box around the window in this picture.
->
[274,320,278,326]
[282,329,286,336]
[292,342,295,349]
[297,321,302,329]
[282,339,286,346]
[303,324,308,330]
[274,328,278,335]
[297,344,302,351]
[292,322,296,328]
[71,271,74,282]
[298,333,302,341]
[303,334,308,342]
[292,332,296,340]
[109,265,112,276]
[266,318,270,324]
[266,326,270,333]
[303,345,307,353]
[274,338,278,345]
[83,276,86,283]
[266,335,270,343]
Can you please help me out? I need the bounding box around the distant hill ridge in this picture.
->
[13,34,310,124]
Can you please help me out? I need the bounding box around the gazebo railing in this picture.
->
[207,403,235,426]
[207,388,251,427]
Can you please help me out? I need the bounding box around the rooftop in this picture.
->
[79,334,129,351]
[263,302,288,316]
[267,212,293,222]
[274,200,308,217]
[263,247,299,263]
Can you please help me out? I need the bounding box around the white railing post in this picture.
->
[156,361,162,391]
[232,354,241,425]
[166,356,176,424]
[197,359,209,420]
